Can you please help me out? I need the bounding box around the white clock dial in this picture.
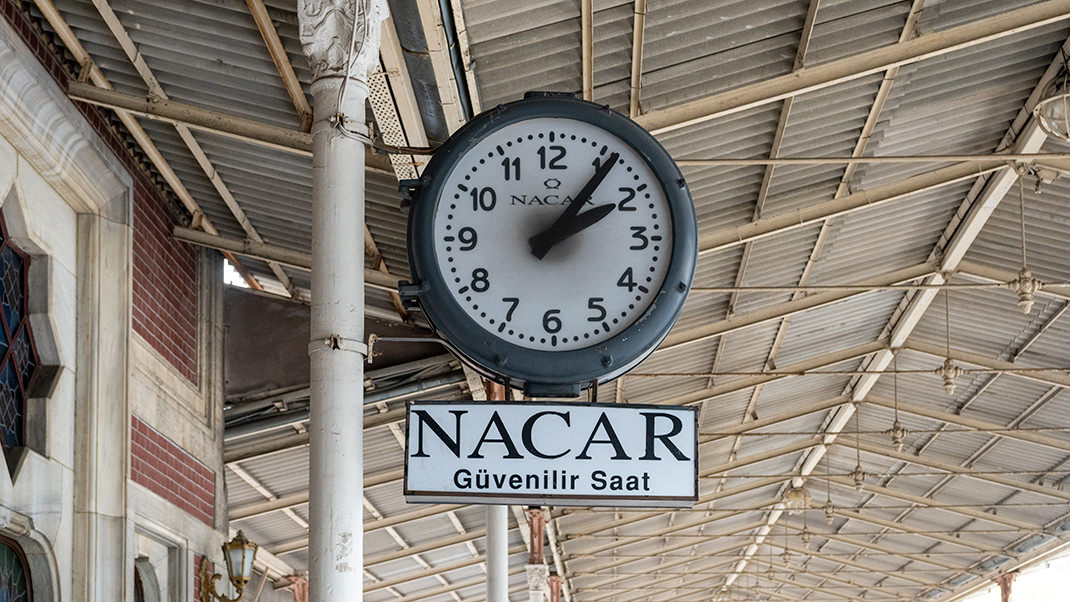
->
[431,118,673,352]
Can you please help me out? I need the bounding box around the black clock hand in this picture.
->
[529,203,615,259]
[555,151,618,225]
[529,151,620,259]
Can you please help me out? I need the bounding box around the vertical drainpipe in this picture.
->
[298,2,388,600]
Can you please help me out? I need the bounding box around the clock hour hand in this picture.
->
[529,203,615,259]
[529,151,620,260]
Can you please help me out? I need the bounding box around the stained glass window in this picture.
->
[0,537,30,602]
[0,215,38,450]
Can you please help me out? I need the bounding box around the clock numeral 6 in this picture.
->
[542,309,562,333]
[617,267,638,292]
[502,297,519,321]
[538,145,567,170]
[618,187,637,211]
[458,227,478,251]
[471,268,490,293]
[587,297,606,322]
[470,187,497,211]
[629,226,649,250]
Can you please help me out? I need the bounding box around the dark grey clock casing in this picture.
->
[399,92,696,397]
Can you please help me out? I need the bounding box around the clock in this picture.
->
[399,92,696,397]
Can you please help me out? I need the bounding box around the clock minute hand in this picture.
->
[551,151,620,228]
[529,203,615,260]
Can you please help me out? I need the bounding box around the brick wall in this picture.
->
[132,178,198,383]
[131,416,215,526]
[2,0,199,383]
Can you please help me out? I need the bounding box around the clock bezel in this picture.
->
[402,94,696,395]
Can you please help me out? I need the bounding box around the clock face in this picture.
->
[430,118,673,352]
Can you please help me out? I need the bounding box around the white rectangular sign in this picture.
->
[404,401,698,508]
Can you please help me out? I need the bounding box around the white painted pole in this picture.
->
[484,381,510,602]
[299,3,387,601]
[307,73,367,602]
[487,505,510,602]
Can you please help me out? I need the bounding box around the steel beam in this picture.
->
[391,568,526,602]
[223,406,412,464]
[831,508,996,554]
[827,477,1041,531]
[173,226,401,292]
[69,79,311,153]
[781,523,968,572]
[864,393,1070,455]
[846,440,1070,502]
[628,0,647,117]
[659,263,933,351]
[634,0,1070,133]
[33,0,263,290]
[700,438,822,478]
[93,0,300,296]
[958,260,1070,302]
[697,164,1001,256]
[365,545,526,592]
[572,515,771,558]
[771,542,937,588]
[903,339,1070,389]
[660,341,886,407]
[244,0,313,130]
[753,572,870,602]
[700,396,846,444]
[414,0,468,133]
[577,539,750,596]
[581,0,593,100]
[562,476,785,536]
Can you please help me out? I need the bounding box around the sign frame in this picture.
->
[403,400,699,508]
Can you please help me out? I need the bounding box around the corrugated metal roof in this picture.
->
[24,0,1070,599]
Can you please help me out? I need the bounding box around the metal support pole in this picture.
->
[526,508,549,602]
[484,380,510,602]
[998,571,1018,602]
[487,505,510,602]
[299,3,387,601]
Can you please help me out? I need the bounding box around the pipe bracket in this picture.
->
[308,335,368,357]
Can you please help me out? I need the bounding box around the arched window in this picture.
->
[0,213,38,451]
[0,535,31,602]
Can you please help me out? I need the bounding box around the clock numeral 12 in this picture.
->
[501,157,520,181]
[538,145,567,170]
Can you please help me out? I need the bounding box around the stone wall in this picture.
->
[0,4,228,602]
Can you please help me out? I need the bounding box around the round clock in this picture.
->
[400,92,696,397]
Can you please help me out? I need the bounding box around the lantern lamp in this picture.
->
[1035,69,1070,142]
[199,531,259,602]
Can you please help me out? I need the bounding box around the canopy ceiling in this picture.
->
[16,0,1070,601]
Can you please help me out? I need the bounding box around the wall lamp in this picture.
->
[198,530,260,602]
